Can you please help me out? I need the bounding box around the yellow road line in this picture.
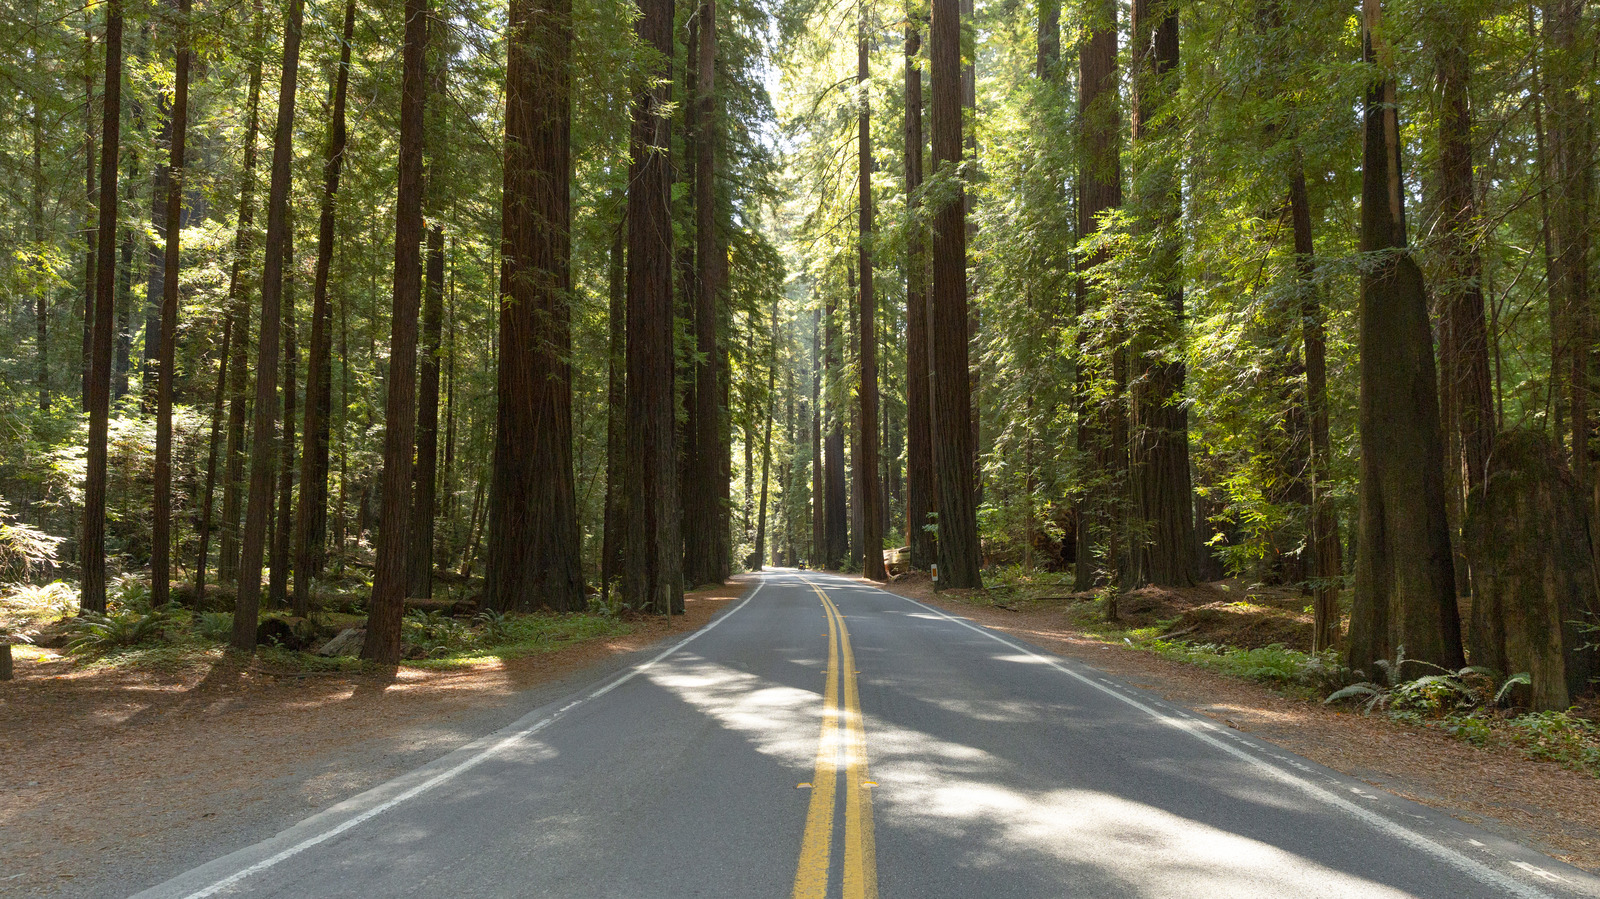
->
[791,586,840,899]
[792,579,879,899]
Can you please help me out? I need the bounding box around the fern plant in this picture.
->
[1325,645,1531,715]
[65,608,173,654]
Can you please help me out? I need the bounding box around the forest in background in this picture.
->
[0,0,1598,712]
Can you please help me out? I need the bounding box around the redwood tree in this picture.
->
[621,0,683,613]
[82,0,124,616]
[232,0,307,651]
[293,0,357,614]
[152,0,192,607]
[484,0,584,614]
[858,8,886,581]
[929,0,981,586]
[1345,0,1464,674]
[903,16,935,571]
[362,0,430,660]
[1126,0,1194,587]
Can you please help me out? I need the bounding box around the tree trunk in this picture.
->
[232,0,307,652]
[1346,0,1465,675]
[683,0,727,587]
[269,226,298,609]
[1126,0,1194,588]
[858,11,886,581]
[621,0,683,612]
[293,0,356,614]
[1072,0,1123,594]
[82,0,125,616]
[811,307,825,566]
[142,78,174,407]
[1466,430,1599,709]
[194,313,231,601]
[81,24,96,412]
[361,0,429,659]
[1036,0,1059,78]
[1543,0,1592,513]
[33,96,49,412]
[824,292,849,569]
[484,0,582,614]
[153,0,192,607]
[1291,164,1342,652]
[409,225,443,600]
[601,203,627,602]
[904,19,936,571]
[219,2,267,587]
[754,298,778,569]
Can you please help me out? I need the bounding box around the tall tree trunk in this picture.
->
[82,24,96,412]
[1036,0,1059,78]
[269,226,298,608]
[142,77,174,406]
[362,0,429,659]
[113,207,134,402]
[152,0,192,607]
[484,0,582,614]
[33,97,49,412]
[293,0,356,614]
[1543,0,1592,511]
[194,313,231,600]
[1072,0,1122,594]
[1126,0,1195,587]
[410,225,443,599]
[219,2,267,587]
[824,291,849,568]
[858,9,886,581]
[811,307,825,566]
[232,0,307,652]
[930,0,983,587]
[683,0,726,587]
[1292,163,1342,652]
[82,0,125,616]
[1346,0,1465,675]
[904,18,935,570]
[621,0,682,613]
[754,298,778,568]
[602,204,627,602]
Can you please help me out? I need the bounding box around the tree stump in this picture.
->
[1466,429,1600,710]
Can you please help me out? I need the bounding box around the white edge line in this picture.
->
[174,576,768,899]
[841,576,1557,899]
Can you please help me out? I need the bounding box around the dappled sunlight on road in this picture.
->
[643,654,824,770]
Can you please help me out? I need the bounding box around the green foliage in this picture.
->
[194,611,234,642]
[65,607,175,654]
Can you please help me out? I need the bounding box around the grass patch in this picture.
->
[405,610,635,668]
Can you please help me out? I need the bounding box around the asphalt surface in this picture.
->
[131,570,1600,899]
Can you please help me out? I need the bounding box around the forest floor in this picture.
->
[0,580,747,899]
[871,570,1600,875]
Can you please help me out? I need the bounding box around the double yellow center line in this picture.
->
[792,578,878,899]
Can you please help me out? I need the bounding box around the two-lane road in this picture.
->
[132,571,1600,898]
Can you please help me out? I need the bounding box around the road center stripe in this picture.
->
[792,577,879,899]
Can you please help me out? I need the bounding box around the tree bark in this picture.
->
[858,10,886,581]
[82,0,124,616]
[601,202,626,602]
[194,312,231,601]
[81,24,96,412]
[1126,0,1194,588]
[232,0,307,652]
[1346,0,1465,675]
[811,307,825,566]
[929,0,982,588]
[825,291,849,568]
[683,0,727,587]
[754,298,778,568]
[362,0,430,659]
[293,0,356,614]
[904,19,935,571]
[153,0,192,607]
[269,226,298,609]
[219,2,267,587]
[621,0,682,614]
[410,225,443,599]
[1072,0,1123,594]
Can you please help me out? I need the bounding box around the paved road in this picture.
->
[132,570,1600,899]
